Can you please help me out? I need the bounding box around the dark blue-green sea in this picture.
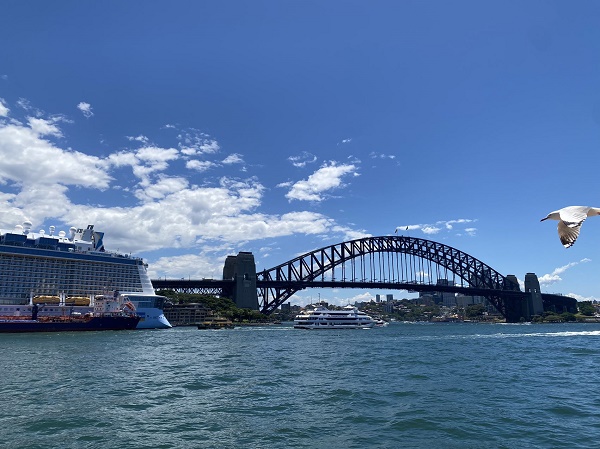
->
[2,322,600,449]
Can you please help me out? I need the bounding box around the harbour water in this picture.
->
[2,322,600,448]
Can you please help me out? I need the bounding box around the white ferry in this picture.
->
[0,222,171,329]
[293,305,376,329]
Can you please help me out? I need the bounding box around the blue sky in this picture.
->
[1,1,600,306]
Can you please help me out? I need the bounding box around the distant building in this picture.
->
[417,294,436,306]
[436,279,456,307]
[375,294,394,303]
[163,303,210,326]
[456,294,484,308]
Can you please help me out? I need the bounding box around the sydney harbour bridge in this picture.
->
[152,235,577,323]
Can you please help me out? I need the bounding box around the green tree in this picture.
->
[578,301,595,316]
[465,304,485,319]
[157,290,274,322]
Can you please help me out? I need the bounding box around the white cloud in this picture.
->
[0,118,110,189]
[422,226,442,235]
[136,146,179,163]
[0,98,9,117]
[538,258,591,286]
[52,176,355,255]
[123,146,180,186]
[187,160,216,172]
[285,161,359,202]
[27,117,62,137]
[0,103,370,276]
[222,153,243,164]
[147,253,224,279]
[178,130,220,155]
[464,228,477,236]
[134,175,189,202]
[77,102,94,118]
[126,135,149,144]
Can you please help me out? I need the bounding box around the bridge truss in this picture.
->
[257,235,521,315]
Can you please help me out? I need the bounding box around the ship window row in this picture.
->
[0,254,144,301]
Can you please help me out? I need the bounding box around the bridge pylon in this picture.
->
[222,252,259,310]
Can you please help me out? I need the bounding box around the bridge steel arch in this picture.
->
[257,235,521,317]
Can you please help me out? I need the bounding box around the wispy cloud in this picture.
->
[77,102,94,118]
[538,258,591,286]
[395,219,478,236]
[126,135,149,144]
[369,152,396,160]
[177,130,220,155]
[564,292,599,302]
[288,152,317,168]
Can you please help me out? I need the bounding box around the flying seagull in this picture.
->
[541,206,600,248]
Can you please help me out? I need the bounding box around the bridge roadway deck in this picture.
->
[151,278,526,299]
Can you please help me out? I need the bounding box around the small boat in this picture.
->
[65,296,91,306]
[374,318,389,327]
[32,295,60,305]
[293,305,376,329]
[197,317,234,330]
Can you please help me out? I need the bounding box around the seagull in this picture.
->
[541,206,600,248]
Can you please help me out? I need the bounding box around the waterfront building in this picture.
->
[163,303,210,326]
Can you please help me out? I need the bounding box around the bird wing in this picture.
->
[557,220,581,248]
[559,206,589,228]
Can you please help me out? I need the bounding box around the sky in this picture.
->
[1,0,600,306]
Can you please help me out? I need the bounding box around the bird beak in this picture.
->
[540,217,548,222]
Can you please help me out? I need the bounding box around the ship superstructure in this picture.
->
[0,222,171,329]
[293,305,376,329]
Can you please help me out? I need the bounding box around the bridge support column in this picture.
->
[222,252,259,310]
[524,273,544,319]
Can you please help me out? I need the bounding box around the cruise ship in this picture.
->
[0,222,171,329]
[293,305,376,329]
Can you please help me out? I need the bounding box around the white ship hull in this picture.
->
[133,307,172,329]
[293,305,376,330]
[293,322,375,329]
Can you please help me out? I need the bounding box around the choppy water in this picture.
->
[2,322,600,448]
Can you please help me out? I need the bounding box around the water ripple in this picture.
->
[2,322,600,448]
